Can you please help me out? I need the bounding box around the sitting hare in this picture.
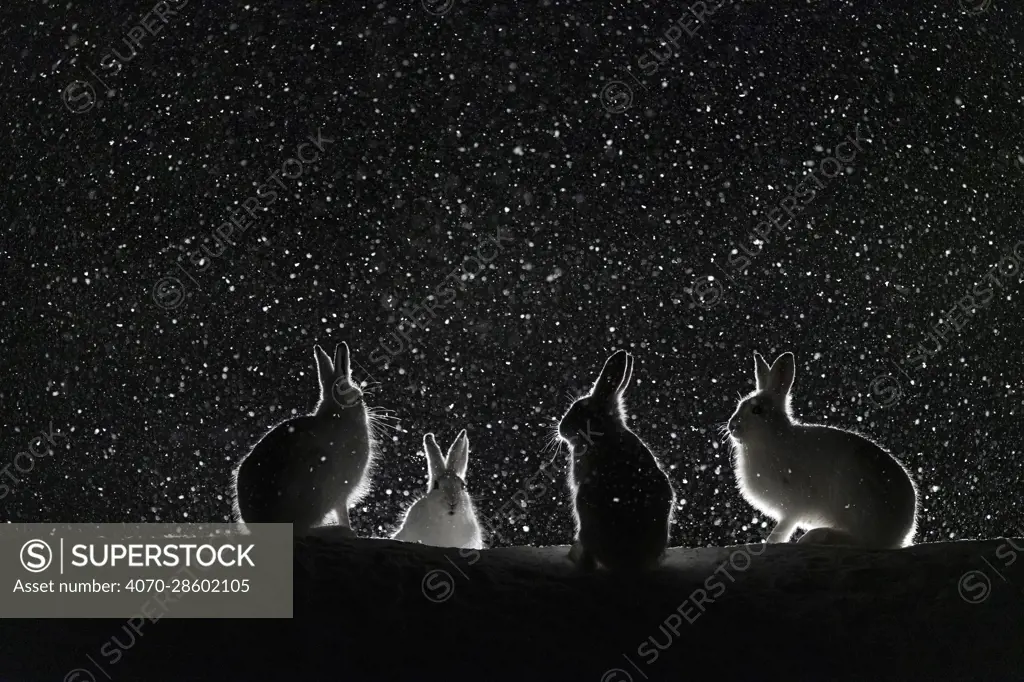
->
[232,342,376,536]
[560,349,676,572]
[728,351,918,548]
[392,430,484,549]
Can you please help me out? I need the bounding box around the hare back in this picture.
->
[571,435,674,564]
[737,424,916,544]
[236,416,373,527]
[795,424,916,506]
[571,431,674,506]
[573,470,675,532]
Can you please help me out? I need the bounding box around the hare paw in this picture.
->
[568,540,596,572]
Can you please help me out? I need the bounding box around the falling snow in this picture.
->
[0,0,1020,555]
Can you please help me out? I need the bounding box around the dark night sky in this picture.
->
[1,0,1022,549]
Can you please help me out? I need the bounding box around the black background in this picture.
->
[1,0,1022,550]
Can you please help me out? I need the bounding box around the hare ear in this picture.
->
[769,352,796,395]
[753,352,772,391]
[592,350,630,399]
[447,430,469,479]
[314,345,334,393]
[334,342,351,380]
[616,353,634,396]
[423,433,446,485]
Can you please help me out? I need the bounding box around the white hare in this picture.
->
[392,430,484,550]
[727,351,918,548]
[232,342,377,536]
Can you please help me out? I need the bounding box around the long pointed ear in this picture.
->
[592,350,629,398]
[753,352,772,391]
[616,353,634,396]
[314,345,334,394]
[769,352,796,395]
[334,342,351,381]
[446,429,469,479]
[423,433,446,486]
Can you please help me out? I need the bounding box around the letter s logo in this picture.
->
[20,539,53,573]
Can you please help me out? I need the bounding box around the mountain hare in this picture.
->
[232,342,376,536]
[392,430,484,549]
[560,349,676,571]
[728,351,918,548]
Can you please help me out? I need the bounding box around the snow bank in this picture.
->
[4,533,1022,681]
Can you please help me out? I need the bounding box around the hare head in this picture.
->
[728,351,795,444]
[558,349,633,448]
[424,430,471,516]
[315,342,365,416]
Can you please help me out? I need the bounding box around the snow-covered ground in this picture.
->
[5,532,1022,681]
